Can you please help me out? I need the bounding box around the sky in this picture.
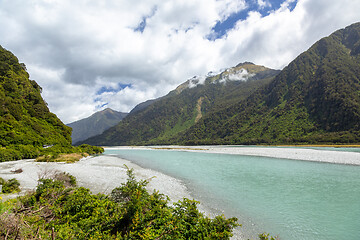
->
[0,0,360,124]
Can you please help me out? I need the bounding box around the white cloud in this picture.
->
[0,0,359,124]
[216,0,247,21]
[257,0,271,9]
[225,69,254,82]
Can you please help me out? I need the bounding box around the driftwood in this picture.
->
[51,227,55,240]
[1,204,57,239]
[4,229,10,240]
[11,168,23,174]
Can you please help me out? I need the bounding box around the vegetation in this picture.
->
[81,63,279,146]
[176,22,360,145]
[0,143,104,162]
[259,233,279,240]
[0,46,104,161]
[35,144,104,163]
[0,178,20,193]
[0,169,239,239]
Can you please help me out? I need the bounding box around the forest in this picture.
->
[0,46,103,161]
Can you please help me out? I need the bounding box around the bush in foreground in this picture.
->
[0,178,20,193]
[0,168,238,239]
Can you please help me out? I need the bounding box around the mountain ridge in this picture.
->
[68,108,127,144]
[81,62,280,145]
[176,22,360,145]
[82,22,360,146]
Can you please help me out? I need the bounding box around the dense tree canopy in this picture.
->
[0,46,103,161]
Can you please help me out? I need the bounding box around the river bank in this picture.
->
[105,145,360,165]
[0,155,190,203]
[0,154,246,239]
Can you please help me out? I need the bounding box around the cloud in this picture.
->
[0,0,359,123]
[216,0,247,21]
[257,0,271,9]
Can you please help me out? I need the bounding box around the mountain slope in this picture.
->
[82,63,280,145]
[0,46,72,159]
[177,22,360,145]
[68,108,127,144]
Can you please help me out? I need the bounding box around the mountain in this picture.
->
[81,63,280,146]
[0,46,72,159]
[83,22,360,146]
[68,108,127,144]
[176,22,360,145]
[129,99,162,114]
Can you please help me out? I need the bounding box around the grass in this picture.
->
[0,197,17,214]
[35,153,89,163]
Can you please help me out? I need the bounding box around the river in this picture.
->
[104,146,360,240]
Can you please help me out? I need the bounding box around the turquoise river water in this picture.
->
[104,148,360,240]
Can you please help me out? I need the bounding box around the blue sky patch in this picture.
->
[98,103,108,108]
[135,18,147,33]
[134,6,158,33]
[96,83,132,95]
[210,0,298,40]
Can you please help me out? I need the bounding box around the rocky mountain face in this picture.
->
[81,63,280,146]
[68,108,127,144]
[0,46,72,159]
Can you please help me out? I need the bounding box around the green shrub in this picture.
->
[1,169,239,239]
[0,143,104,162]
[77,144,104,155]
[0,148,22,162]
[0,178,20,193]
[259,232,279,240]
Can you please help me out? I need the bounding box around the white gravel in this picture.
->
[0,155,190,203]
[200,146,360,165]
[129,145,360,165]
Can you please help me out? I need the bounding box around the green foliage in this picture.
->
[1,169,239,239]
[76,144,104,155]
[0,143,104,162]
[34,144,104,163]
[0,178,20,193]
[259,232,279,240]
[0,45,85,161]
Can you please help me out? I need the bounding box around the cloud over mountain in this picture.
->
[0,0,359,123]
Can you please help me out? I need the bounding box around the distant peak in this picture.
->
[102,108,114,112]
[236,62,255,67]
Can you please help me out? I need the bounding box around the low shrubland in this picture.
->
[0,168,238,239]
[0,144,104,162]
[0,178,20,193]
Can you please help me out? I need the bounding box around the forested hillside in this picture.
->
[0,46,102,161]
[0,46,74,159]
[81,63,279,146]
[177,22,360,145]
